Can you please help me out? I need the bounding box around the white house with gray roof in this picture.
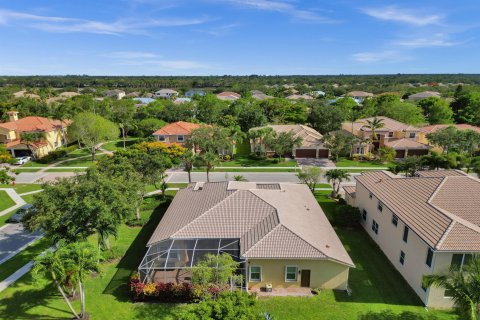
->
[139,182,353,293]
[344,170,480,308]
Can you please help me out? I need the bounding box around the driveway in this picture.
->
[0,223,42,263]
[296,158,336,167]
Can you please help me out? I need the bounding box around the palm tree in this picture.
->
[233,175,247,181]
[421,152,448,170]
[200,151,220,182]
[423,255,480,320]
[325,169,351,198]
[362,117,385,142]
[20,132,45,160]
[33,242,99,319]
[181,150,196,183]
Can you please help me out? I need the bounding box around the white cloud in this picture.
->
[105,52,209,70]
[108,51,160,59]
[227,0,336,23]
[363,6,442,26]
[0,9,209,35]
[352,50,411,63]
[394,37,458,48]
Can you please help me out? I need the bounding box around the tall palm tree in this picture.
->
[424,255,480,320]
[181,150,196,183]
[325,169,351,198]
[362,117,385,142]
[20,132,45,160]
[200,151,220,182]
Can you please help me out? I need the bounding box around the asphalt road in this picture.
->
[0,223,42,263]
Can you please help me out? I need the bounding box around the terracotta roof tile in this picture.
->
[152,121,203,136]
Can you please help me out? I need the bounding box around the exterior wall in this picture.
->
[345,193,355,206]
[354,182,459,309]
[154,134,191,144]
[4,128,67,158]
[247,259,350,290]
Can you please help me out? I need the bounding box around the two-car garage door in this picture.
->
[295,149,329,158]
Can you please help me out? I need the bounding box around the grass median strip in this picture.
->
[0,191,15,212]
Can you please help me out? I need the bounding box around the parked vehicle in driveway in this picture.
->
[15,156,31,165]
[7,204,36,223]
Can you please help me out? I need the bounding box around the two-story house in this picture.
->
[152,121,202,146]
[0,111,70,158]
[344,170,480,308]
[342,116,430,158]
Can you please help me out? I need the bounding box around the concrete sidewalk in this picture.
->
[0,188,26,217]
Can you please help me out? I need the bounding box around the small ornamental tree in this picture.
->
[325,169,351,198]
[191,253,239,286]
[297,166,323,193]
[377,146,396,163]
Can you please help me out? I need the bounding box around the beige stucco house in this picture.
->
[344,170,480,308]
[250,125,330,158]
[138,182,354,293]
[342,116,430,158]
[152,121,203,146]
[0,111,70,158]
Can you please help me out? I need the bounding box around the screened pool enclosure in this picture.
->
[138,238,247,288]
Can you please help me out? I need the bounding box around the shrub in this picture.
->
[37,149,67,164]
[248,153,266,161]
[334,205,361,228]
[100,246,124,262]
[126,217,147,227]
[223,154,231,161]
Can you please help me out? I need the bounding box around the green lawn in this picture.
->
[315,183,332,189]
[335,158,391,168]
[19,161,49,168]
[11,168,42,173]
[216,155,298,167]
[102,138,140,152]
[20,193,36,204]
[255,192,457,320]
[54,154,106,167]
[0,184,43,194]
[0,190,15,211]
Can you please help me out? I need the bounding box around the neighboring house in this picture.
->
[216,91,241,101]
[251,90,273,100]
[138,181,354,293]
[104,89,126,100]
[408,91,441,101]
[173,97,192,104]
[0,111,69,158]
[286,94,313,100]
[153,89,179,99]
[310,90,326,97]
[46,91,81,104]
[419,124,480,153]
[13,90,40,99]
[185,89,206,97]
[250,125,329,158]
[345,91,373,103]
[344,170,480,308]
[342,116,430,158]
[152,121,202,145]
[126,92,141,98]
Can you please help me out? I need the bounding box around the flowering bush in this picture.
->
[129,274,229,303]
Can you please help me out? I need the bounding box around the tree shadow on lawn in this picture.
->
[133,302,191,320]
[0,281,72,320]
[333,227,424,306]
[102,197,171,302]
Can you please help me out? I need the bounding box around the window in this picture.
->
[356,147,365,154]
[391,214,398,227]
[371,220,379,234]
[426,248,434,268]
[177,135,185,142]
[369,193,373,199]
[249,266,261,282]
[388,132,394,138]
[451,254,473,271]
[403,226,409,243]
[400,251,405,265]
[158,135,166,142]
[409,132,416,139]
[362,209,367,221]
[285,266,298,282]
[444,289,454,298]
[377,202,383,212]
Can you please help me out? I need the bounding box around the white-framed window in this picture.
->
[285,266,298,282]
[391,214,398,227]
[177,135,185,142]
[400,251,405,265]
[409,132,416,139]
[388,132,394,138]
[249,266,261,282]
[371,220,379,234]
[356,147,364,154]
[158,135,166,142]
[451,254,472,270]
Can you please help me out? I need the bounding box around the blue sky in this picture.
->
[0,0,479,75]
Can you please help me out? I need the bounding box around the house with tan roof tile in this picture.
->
[418,124,480,152]
[0,111,70,158]
[216,91,241,101]
[138,182,354,293]
[250,124,329,158]
[342,116,431,158]
[344,170,480,308]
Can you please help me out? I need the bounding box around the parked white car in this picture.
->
[15,156,31,165]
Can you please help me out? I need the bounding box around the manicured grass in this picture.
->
[235,141,251,156]
[0,238,51,282]
[216,155,298,167]
[0,184,43,194]
[0,190,15,211]
[54,154,106,167]
[19,161,49,168]
[20,193,36,204]
[0,195,189,319]
[0,209,19,228]
[102,138,140,152]
[335,157,391,168]
[45,168,87,172]
[256,192,457,320]
[315,183,332,189]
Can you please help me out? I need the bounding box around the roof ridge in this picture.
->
[241,223,281,257]
[435,221,456,250]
